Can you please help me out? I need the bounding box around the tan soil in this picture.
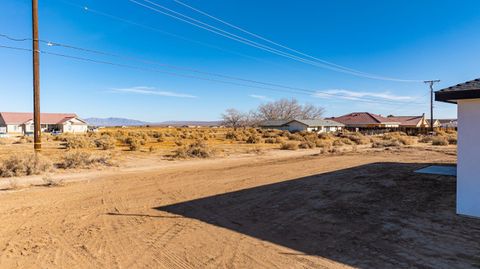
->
[0,146,478,269]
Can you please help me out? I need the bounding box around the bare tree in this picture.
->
[256,98,324,120]
[300,103,325,119]
[221,108,246,130]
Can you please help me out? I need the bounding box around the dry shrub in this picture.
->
[432,136,449,146]
[299,140,316,149]
[397,136,415,145]
[419,135,433,143]
[58,152,113,169]
[281,141,299,150]
[125,137,142,151]
[226,130,245,141]
[174,140,184,147]
[447,135,457,145]
[275,136,286,143]
[264,138,276,144]
[174,140,213,158]
[288,133,304,142]
[372,139,401,148]
[94,135,116,150]
[316,140,333,151]
[64,136,93,149]
[340,132,369,145]
[0,154,52,178]
[262,130,281,139]
[15,136,33,144]
[246,134,262,144]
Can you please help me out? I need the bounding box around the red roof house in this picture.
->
[330,112,401,128]
[0,112,87,134]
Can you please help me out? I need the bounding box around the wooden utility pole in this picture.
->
[424,80,440,133]
[32,0,41,152]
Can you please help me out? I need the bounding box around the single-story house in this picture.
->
[330,112,400,129]
[386,115,430,128]
[435,78,480,218]
[438,119,458,129]
[259,119,344,133]
[426,119,442,128]
[0,112,88,135]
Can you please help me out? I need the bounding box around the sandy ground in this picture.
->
[0,146,478,268]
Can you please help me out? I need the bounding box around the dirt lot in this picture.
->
[0,145,478,268]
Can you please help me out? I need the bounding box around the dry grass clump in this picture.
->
[316,140,333,151]
[174,140,213,158]
[280,141,299,150]
[64,136,94,149]
[264,138,277,144]
[418,135,433,143]
[94,135,116,150]
[246,134,262,144]
[288,133,304,142]
[225,130,246,141]
[340,132,369,145]
[446,135,457,145]
[371,132,415,148]
[372,139,401,148]
[299,140,316,149]
[0,154,52,178]
[125,137,142,151]
[14,136,33,144]
[432,136,449,146]
[419,131,456,146]
[58,152,113,169]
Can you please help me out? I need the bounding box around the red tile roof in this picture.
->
[0,112,78,125]
[331,112,400,125]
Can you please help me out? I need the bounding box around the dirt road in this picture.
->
[0,147,478,269]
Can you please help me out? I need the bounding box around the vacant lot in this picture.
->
[0,144,477,268]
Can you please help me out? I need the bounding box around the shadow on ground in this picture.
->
[155,162,480,269]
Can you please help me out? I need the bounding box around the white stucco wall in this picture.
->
[457,99,480,217]
[6,124,23,134]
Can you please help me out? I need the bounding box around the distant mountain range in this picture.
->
[85,117,221,127]
[85,117,148,127]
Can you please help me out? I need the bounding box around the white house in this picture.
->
[435,78,480,218]
[259,119,344,133]
[0,112,88,135]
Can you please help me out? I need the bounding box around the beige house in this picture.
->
[386,115,429,128]
[259,119,344,133]
[0,112,88,135]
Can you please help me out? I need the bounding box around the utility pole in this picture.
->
[424,80,440,133]
[32,0,41,152]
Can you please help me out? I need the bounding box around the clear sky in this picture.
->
[1,0,479,121]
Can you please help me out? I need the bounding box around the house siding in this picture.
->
[457,99,480,217]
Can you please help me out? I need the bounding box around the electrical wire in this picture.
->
[0,33,425,105]
[173,0,418,81]
[130,0,425,82]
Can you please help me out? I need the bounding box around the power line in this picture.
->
[0,33,425,105]
[129,0,425,82]
[56,0,279,66]
[173,0,420,82]
[0,43,426,107]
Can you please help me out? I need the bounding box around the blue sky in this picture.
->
[1,0,479,121]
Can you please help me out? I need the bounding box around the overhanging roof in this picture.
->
[435,78,480,104]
